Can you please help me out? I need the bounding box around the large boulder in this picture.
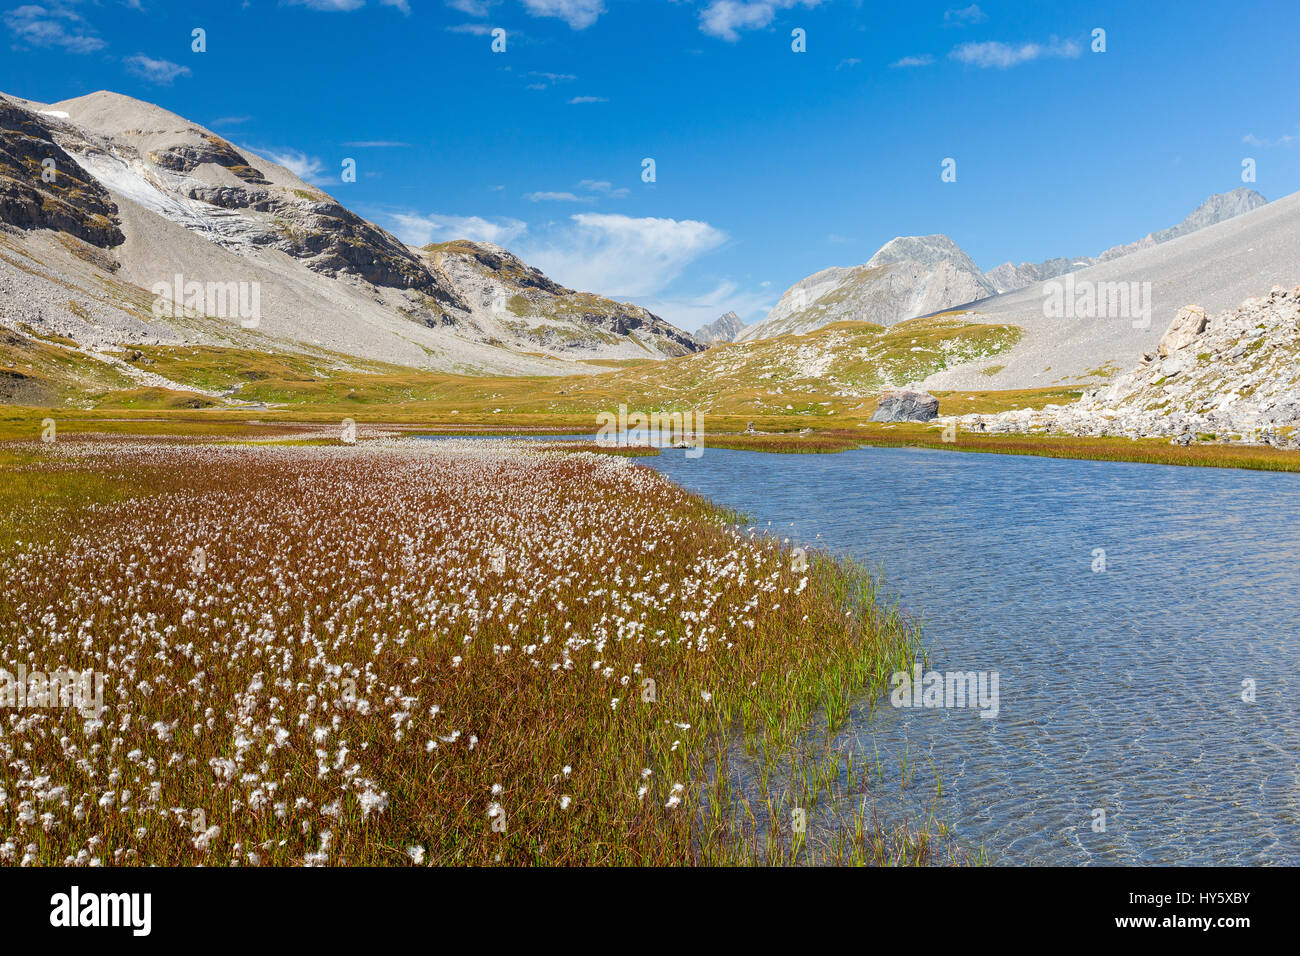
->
[1158,304,1208,357]
[871,389,939,422]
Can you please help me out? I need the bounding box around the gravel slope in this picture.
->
[918,190,1300,391]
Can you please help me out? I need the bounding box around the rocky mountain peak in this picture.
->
[696,310,746,343]
[738,233,994,342]
[867,234,984,275]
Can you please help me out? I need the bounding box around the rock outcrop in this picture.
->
[871,389,939,422]
[0,98,123,248]
[947,287,1300,445]
[1157,304,1208,357]
[419,240,702,357]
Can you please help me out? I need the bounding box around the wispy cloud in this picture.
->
[283,0,365,10]
[3,3,106,53]
[523,191,594,202]
[890,54,934,68]
[519,0,605,30]
[390,212,528,247]
[524,179,627,202]
[124,54,191,85]
[258,147,328,185]
[567,95,608,104]
[283,0,411,10]
[446,0,496,15]
[210,115,252,128]
[943,4,986,25]
[950,38,1081,69]
[1242,130,1300,148]
[698,0,825,43]
[390,209,738,320]
[342,140,411,147]
[521,213,728,298]
[578,179,628,198]
[525,70,576,90]
[446,22,495,34]
[836,57,860,70]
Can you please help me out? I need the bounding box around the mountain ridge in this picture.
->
[986,188,1267,294]
[0,88,702,379]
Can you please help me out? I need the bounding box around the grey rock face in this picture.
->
[0,98,123,248]
[697,310,746,343]
[871,389,940,422]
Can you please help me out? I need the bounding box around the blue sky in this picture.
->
[2,0,1298,332]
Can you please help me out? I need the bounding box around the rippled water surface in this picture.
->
[643,445,1300,865]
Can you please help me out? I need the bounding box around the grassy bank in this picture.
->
[5,398,1298,472]
[855,424,1300,473]
[0,436,934,866]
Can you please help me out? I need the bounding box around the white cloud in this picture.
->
[124,54,192,85]
[259,147,327,184]
[283,0,411,9]
[835,57,860,70]
[283,0,365,10]
[526,70,576,89]
[950,38,1081,69]
[1243,131,1299,148]
[446,0,496,14]
[4,4,106,53]
[567,95,608,104]
[578,179,628,197]
[389,212,528,247]
[523,191,593,202]
[943,4,986,25]
[698,0,824,43]
[519,0,605,29]
[520,213,727,298]
[890,54,934,68]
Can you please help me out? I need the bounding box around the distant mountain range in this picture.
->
[985,187,1266,293]
[0,89,702,379]
[740,188,1267,344]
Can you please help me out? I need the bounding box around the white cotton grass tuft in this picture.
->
[1,437,871,866]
